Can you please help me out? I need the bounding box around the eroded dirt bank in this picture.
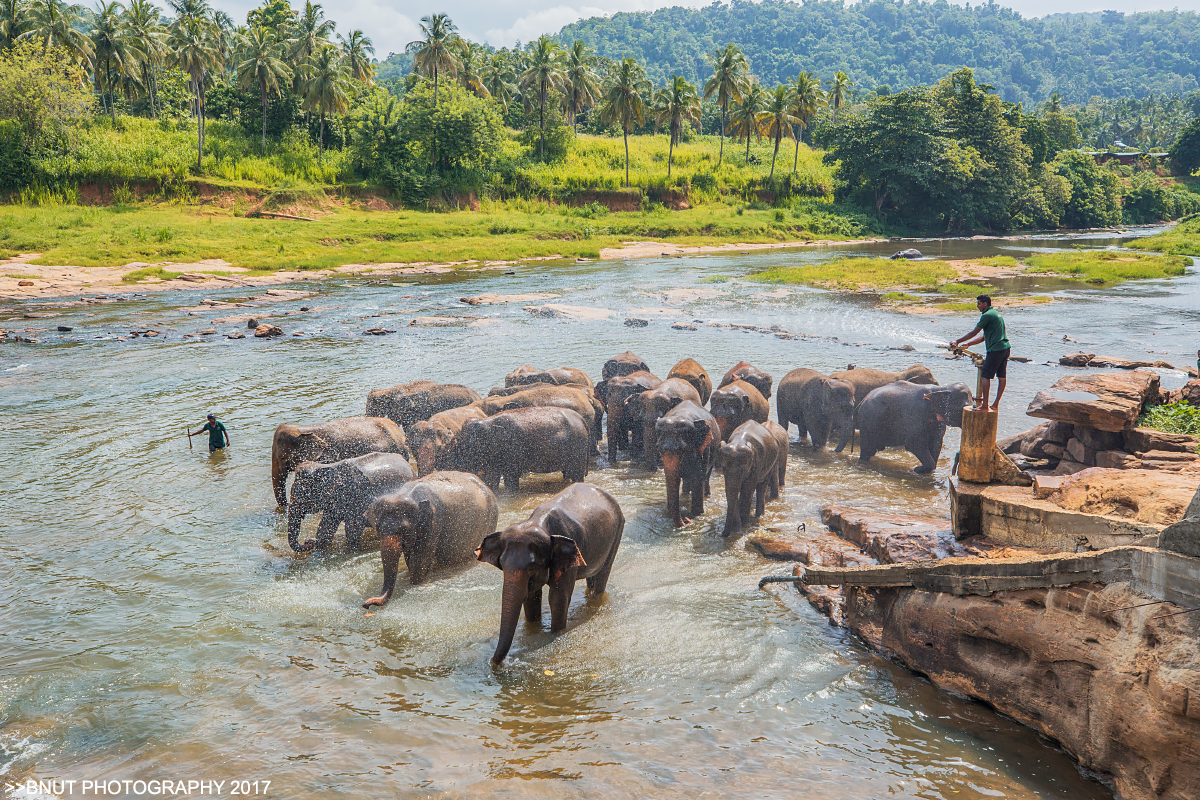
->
[843,581,1200,800]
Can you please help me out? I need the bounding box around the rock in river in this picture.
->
[254,323,283,338]
[1026,370,1159,432]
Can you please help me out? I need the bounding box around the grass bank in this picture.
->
[1129,216,1200,257]
[1024,251,1189,283]
[0,197,884,270]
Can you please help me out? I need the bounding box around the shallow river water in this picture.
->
[3,231,1198,800]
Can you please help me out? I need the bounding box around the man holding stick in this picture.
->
[950,294,1010,411]
[189,413,230,454]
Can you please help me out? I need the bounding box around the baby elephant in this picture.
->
[476,482,624,664]
[716,420,785,536]
[362,471,499,608]
[655,400,718,527]
[855,381,972,474]
[776,368,856,452]
[459,406,591,491]
[287,452,415,552]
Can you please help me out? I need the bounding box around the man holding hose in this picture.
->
[189,413,230,454]
[950,294,1010,411]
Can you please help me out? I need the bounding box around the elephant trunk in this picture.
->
[834,410,854,453]
[492,568,529,664]
[286,504,309,552]
[415,441,437,476]
[272,452,288,508]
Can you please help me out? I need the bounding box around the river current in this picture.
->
[2,231,1197,799]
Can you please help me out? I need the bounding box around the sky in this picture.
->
[209,0,1200,58]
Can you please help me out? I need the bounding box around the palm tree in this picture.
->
[90,0,140,122]
[454,38,489,98]
[237,25,290,154]
[406,13,459,106]
[825,70,852,123]
[289,0,332,66]
[520,36,565,160]
[787,71,824,172]
[21,0,94,65]
[702,43,749,167]
[729,81,766,162]
[1,0,31,49]
[597,56,649,187]
[122,0,166,117]
[167,3,220,169]
[563,40,599,134]
[653,74,700,179]
[1045,92,1063,114]
[300,41,349,154]
[759,85,800,180]
[337,28,373,84]
[483,52,516,112]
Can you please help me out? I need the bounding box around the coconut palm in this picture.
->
[1,0,31,49]
[825,70,852,123]
[728,81,766,162]
[337,28,373,84]
[300,41,349,153]
[21,0,94,65]
[520,36,565,160]
[759,85,800,180]
[168,6,220,168]
[289,0,332,65]
[562,40,599,134]
[237,25,290,153]
[653,74,700,179]
[406,13,459,106]
[90,0,141,122]
[597,56,650,187]
[454,38,489,98]
[483,52,516,112]
[787,71,824,172]
[122,0,166,116]
[702,43,749,167]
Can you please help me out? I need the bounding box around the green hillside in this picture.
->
[554,1,1200,106]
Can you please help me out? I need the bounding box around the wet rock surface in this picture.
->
[819,505,965,564]
[1027,370,1160,432]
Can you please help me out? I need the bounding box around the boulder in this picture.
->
[253,324,283,338]
[1139,450,1200,471]
[1049,468,1200,525]
[199,329,217,336]
[459,292,557,306]
[245,317,259,328]
[1087,356,1158,369]
[623,317,649,327]
[1026,371,1160,432]
[671,322,698,331]
[56,325,72,332]
[819,505,964,564]
[523,304,613,321]
[226,333,245,339]
[1006,420,1072,457]
[1065,437,1096,466]
[1075,425,1123,451]
[17,279,34,286]
[1180,379,1200,407]
[1059,352,1095,367]
[363,327,395,335]
[1124,427,1198,455]
[1095,450,1141,469]
[1033,474,1067,499]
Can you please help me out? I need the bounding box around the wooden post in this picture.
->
[959,407,998,483]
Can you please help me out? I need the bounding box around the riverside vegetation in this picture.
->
[0,1,1198,273]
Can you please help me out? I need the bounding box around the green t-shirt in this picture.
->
[202,420,227,447]
[976,307,1010,353]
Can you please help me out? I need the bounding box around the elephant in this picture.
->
[505,365,594,391]
[458,406,591,491]
[602,350,650,380]
[655,400,718,527]
[602,370,662,459]
[715,420,783,536]
[271,416,410,508]
[362,471,499,608]
[764,420,790,496]
[830,365,938,410]
[407,405,487,475]
[718,361,773,404]
[475,385,603,451]
[476,482,624,664]
[667,358,712,405]
[776,368,856,452]
[855,381,973,474]
[625,377,702,468]
[709,380,770,441]
[365,381,482,430]
[286,453,414,552]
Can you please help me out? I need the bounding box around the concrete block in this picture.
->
[1034,474,1067,499]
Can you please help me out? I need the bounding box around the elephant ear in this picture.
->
[416,499,435,530]
[923,393,946,424]
[692,418,713,449]
[549,535,587,583]
[475,531,504,568]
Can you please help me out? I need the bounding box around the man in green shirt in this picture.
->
[189,413,230,453]
[950,294,1011,411]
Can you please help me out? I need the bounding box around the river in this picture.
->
[2,230,1197,799]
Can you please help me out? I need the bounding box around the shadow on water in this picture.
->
[3,229,1191,797]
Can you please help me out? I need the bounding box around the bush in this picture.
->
[1139,402,1200,439]
[1050,150,1121,228]
[1122,173,1200,224]
[1168,118,1200,177]
[0,120,31,189]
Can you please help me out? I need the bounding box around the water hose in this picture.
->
[758,575,805,589]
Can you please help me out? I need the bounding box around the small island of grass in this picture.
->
[1023,251,1189,284]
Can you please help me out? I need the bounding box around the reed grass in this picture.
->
[750,257,959,289]
[1024,250,1189,284]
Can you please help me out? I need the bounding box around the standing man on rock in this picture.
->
[950,294,1010,411]
[189,413,230,454]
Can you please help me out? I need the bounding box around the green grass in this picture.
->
[0,197,884,271]
[749,257,959,290]
[699,275,731,283]
[936,282,991,295]
[934,301,979,311]
[1024,250,1189,284]
[1138,402,1200,442]
[970,255,1020,267]
[1130,216,1200,257]
[3,273,36,278]
[121,265,183,283]
[882,291,921,301]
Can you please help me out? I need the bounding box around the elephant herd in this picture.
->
[269,352,972,664]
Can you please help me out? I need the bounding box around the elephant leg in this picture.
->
[504,472,520,490]
[858,436,878,464]
[913,444,938,474]
[587,541,619,596]
[737,480,754,525]
[794,413,809,447]
[768,465,781,502]
[309,513,340,550]
[363,534,402,608]
[345,517,366,549]
[548,577,574,631]
[723,484,741,536]
[755,480,767,518]
[663,453,686,526]
[524,586,543,627]
[689,472,705,519]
